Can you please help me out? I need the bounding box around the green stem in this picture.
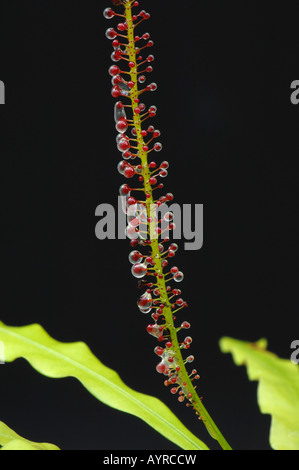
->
[124,0,232,451]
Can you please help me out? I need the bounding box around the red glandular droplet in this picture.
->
[128,250,143,264]
[148,106,157,117]
[124,166,135,178]
[156,361,166,374]
[111,75,122,86]
[186,355,195,363]
[146,323,163,339]
[117,22,126,31]
[174,271,184,282]
[111,50,122,62]
[109,65,120,76]
[119,184,130,196]
[149,177,157,186]
[126,225,139,240]
[105,28,118,40]
[129,217,140,228]
[111,86,121,98]
[131,263,147,278]
[117,138,130,152]
[154,142,162,152]
[117,160,128,175]
[127,197,136,206]
[116,117,128,133]
[138,291,152,313]
[149,82,158,91]
[184,336,193,345]
[103,8,115,19]
[169,243,178,252]
[154,346,164,356]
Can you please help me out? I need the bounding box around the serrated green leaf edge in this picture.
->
[220,337,299,450]
[0,421,60,450]
[0,322,208,450]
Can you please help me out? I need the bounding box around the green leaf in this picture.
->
[0,322,208,450]
[0,421,60,450]
[220,337,299,450]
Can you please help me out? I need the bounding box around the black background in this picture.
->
[0,0,298,451]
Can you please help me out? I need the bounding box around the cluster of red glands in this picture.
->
[104,1,200,404]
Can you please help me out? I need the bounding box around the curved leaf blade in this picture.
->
[0,421,60,450]
[0,322,208,450]
[220,337,299,450]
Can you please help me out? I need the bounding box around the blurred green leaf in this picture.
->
[0,322,208,450]
[0,421,60,450]
[220,337,299,450]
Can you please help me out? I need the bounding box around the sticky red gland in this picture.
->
[111,86,121,98]
[106,28,118,39]
[127,197,137,205]
[109,65,121,76]
[154,346,164,356]
[156,362,166,374]
[117,23,126,31]
[149,177,157,185]
[120,183,130,194]
[104,7,115,19]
